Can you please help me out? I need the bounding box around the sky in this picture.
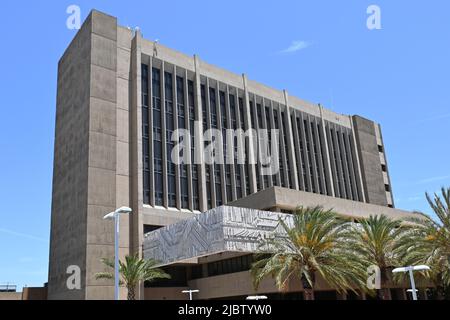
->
[0,0,449,290]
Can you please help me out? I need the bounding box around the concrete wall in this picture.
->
[49,10,125,300]
[48,11,93,300]
[0,292,22,300]
[232,187,418,220]
[352,116,389,206]
[22,287,48,300]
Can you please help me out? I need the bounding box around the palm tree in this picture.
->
[251,206,367,300]
[95,254,171,300]
[346,215,406,300]
[396,187,450,299]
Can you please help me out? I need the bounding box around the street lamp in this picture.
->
[246,295,268,300]
[392,265,430,300]
[182,289,199,300]
[103,206,132,300]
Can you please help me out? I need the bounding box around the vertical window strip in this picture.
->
[209,87,222,206]
[176,76,189,208]
[230,94,242,199]
[141,64,151,204]
[188,80,199,210]
[152,67,163,206]
[165,72,176,207]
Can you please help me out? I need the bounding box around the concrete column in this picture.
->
[276,106,290,188]
[305,116,320,193]
[225,85,237,201]
[260,98,273,189]
[268,101,281,187]
[184,70,194,211]
[173,66,182,210]
[298,112,312,192]
[312,117,326,194]
[326,123,340,198]
[193,55,207,212]
[349,116,368,203]
[234,91,246,195]
[319,105,335,197]
[337,127,352,199]
[242,74,257,194]
[291,111,306,191]
[215,82,227,204]
[160,62,169,208]
[130,30,144,300]
[283,91,299,190]
[343,129,359,201]
[331,123,346,198]
[148,58,155,206]
[204,78,216,207]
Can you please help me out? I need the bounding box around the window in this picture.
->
[304,119,315,193]
[220,91,232,203]
[265,106,276,186]
[141,64,151,204]
[385,184,391,192]
[230,94,242,199]
[143,224,162,234]
[239,97,250,196]
[210,87,222,207]
[318,123,329,195]
[165,72,176,207]
[381,164,387,172]
[250,101,261,192]
[152,67,163,206]
[177,76,189,209]
[188,80,199,210]
[378,145,384,153]
[274,111,284,187]
[281,111,291,189]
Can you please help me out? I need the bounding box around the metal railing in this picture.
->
[0,283,17,292]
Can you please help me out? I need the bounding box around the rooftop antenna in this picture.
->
[133,26,141,37]
[153,39,159,57]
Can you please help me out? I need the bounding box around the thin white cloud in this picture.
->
[417,174,450,185]
[0,228,48,243]
[413,112,450,125]
[19,257,34,263]
[279,40,311,54]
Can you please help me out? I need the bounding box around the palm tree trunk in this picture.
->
[303,289,315,300]
[301,274,315,300]
[127,285,135,300]
[436,286,445,300]
[378,267,392,300]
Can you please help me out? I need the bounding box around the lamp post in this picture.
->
[392,265,430,300]
[103,206,132,300]
[182,289,199,300]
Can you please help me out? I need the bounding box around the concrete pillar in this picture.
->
[193,55,207,212]
[242,74,258,194]
[319,105,335,197]
[283,91,299,190]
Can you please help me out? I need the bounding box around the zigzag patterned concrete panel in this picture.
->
[143,206,291,265]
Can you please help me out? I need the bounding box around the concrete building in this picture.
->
[49,10,414,300]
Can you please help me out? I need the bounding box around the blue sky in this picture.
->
[0,0,449,290]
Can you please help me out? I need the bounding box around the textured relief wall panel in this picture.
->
[143,206,292,265]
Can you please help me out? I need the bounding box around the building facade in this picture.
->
[49,10,404,300]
